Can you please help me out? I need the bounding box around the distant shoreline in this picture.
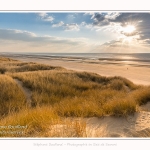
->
[1,52,150,68]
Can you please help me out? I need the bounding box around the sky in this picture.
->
[0,12,150,53]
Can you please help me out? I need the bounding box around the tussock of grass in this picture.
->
[76,72,109,84]
[0,106,59,137]
[54,98,103,117]
[131,87,150,105]
[103,98,136,116]
[48,119,87,137]
[0,56,64,75]
[0,67,7,74]
[0,106,87,137]
[0,75,26,117]
[0,57,17,62]
[76,72,137,91]
[12,63,63,73]
[54,89,128,117]
[0,62,63,74]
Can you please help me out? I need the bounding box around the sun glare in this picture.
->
[123,25,136,33]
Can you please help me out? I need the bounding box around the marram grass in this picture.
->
[0,56,150,137]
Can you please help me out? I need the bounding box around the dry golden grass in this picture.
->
[54,98,103,117]
[103,98,136,116]
[0,106,59,137]
[0,67,7,74]
[131,87,150,105]
[11,70,140,117]
[75,72,137,90]
[0,57,18,62]
[0,56,146,118]
[0,75,26,117]
[0,56,150,137]
[48,119,87,137]
[0,106,87,137]
[0,61,63,74]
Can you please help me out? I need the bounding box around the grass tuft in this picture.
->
[131,87,150,105]
[0,75,26,117]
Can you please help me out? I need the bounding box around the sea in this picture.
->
[1,53,150,67]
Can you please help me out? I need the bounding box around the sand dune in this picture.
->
[48,105,150,137]
[85,103,150,137]
[55,103,150,137]
[85,111,150,137]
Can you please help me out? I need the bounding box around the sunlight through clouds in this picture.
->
[0,12,150,53]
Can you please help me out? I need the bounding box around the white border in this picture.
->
[0,138,150,150]
[0,8,150,149]
[0,0,150,10]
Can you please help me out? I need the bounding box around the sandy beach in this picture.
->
[46,102,150,137]
[85,102,150,137]
[7,55,150,86]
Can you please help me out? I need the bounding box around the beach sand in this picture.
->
[85,106,150,137]
[47,104,150,137]
[48,102,150,137]
[8,56,150,85]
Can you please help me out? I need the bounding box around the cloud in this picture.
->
[91,13,105,22]
[67,14,75,19]
[52,22,80,31]
[81,13,121,31]
[109,13,149,24]
[115,13,150,44]
[91,13,108,27]
[91,12,121,27]
[38,13,54,22]
[90,13,150,45]
[91,13,149,29]
[0,29,37,42]
[64,23,79,31]
[0,28,84,44]
[51,13,150,49]
[79,22,94,30]
[83,12,95,16]
[52,21,64,27]
[92,39,146,53]
[38,13,47,18]
[80,22,86,26]
[91,13,145,26]
[0,28,92,52]
[105,12,120,20]
[121,30,139,37]
[141,39,150,44]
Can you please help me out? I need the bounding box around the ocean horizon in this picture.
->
[1,52,150,67]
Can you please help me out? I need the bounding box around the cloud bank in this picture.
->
[87,13,150,52]
[0,28,92,52]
